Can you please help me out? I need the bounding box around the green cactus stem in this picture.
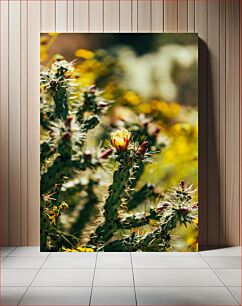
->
[118,208,162,229]
[127,183,155,211]
[70,180,99,237]
[91,158,132,243]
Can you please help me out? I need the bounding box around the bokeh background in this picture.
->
[40,33,198,251]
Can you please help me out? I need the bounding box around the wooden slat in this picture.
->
[67,0,74,32]
[164,0,178,32]
[207,0,220,247]
[28,0,40,246]
[73,0,89,32]
[120,0,132,32]
[104,0,119,32]
[56,0,67,32]
[188,0,195,33]
[90,0,104,32]
[219,0,226,247]
[225,0,240,246]
[0,1,9,245]
[9,0,21,246]
[131,0,138,32]
[41,0,56,32]
[178,0,187,33]
[137,0,151,32]
[151,0,164,33]
[195,0,208,248]
[20,0,28,245]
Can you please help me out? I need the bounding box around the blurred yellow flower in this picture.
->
[75,49,94,59]
[123,91,140,105]
[111,128,131,152]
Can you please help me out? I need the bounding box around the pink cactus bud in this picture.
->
[180,206,189,214]
[138,141,149,155]
[62,131,72,140]
[153,126,161,135]
[64,116,73,128]
[156,202,170,212]
[84,150,92,160]
[100,148,113,159]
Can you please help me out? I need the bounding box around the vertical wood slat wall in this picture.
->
[0,0,240,247]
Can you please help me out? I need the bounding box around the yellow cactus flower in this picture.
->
[111,128,131,152]
[149,219,158,226]
[75,49,94,59]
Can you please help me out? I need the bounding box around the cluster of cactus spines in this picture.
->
[41,57,198,252]
[94,181,197,252]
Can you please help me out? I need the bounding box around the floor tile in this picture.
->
[228,287,241,304]
[1,256,46,269]
[131,251,199,257]
[0,247,16,257]
[19,286,91,305]
[91,287,136,305]
[132,256,209,269]
[203,256,241,269]
[134,268,223,286]
[98,252,131,257]
[0,287,27,305]
[31,268,94,286]
[96,256,132,268]
[9,247,49,257]
[200,247,241,257]
[1,269,38,286]
[42,255,96,268]
[136,287,238,305]
[214,269,241,286]
[93,269,134,286]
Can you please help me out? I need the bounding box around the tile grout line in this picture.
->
[89,252,98,306]
[199,253,240,305]
[130,252,137,306]
[2,246,17,257]
[17,252,51,306]
[226,286,241,305]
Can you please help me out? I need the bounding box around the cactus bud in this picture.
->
[156,201,170,212]
[153,126,161,135]
[64,115,73,128]
[62,131,72,140]
[59,201,69,211]
[100,148,113,159]
[179,206,189,214]
[143,121,149,129]
[138,141,148,155]
[50,80,58,89]
[180,180,185,190]
[84,150,92,160]
[98,101,108,108]
[89,85,96,91]
[64,71,72,79]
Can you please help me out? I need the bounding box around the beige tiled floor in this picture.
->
[0,246,241,305]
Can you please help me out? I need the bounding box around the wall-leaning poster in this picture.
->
[40,34,198,252]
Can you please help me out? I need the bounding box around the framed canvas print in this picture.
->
[40,34,198,252]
